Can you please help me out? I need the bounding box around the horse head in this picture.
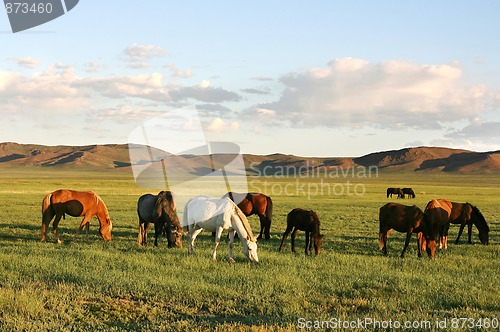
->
[313,234,324,255]
[99,217,112,242]
[243,236,259,262]
[470,205,489,245]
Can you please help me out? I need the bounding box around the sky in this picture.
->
[1,1,500,157]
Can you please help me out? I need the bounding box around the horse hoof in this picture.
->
[228,257,236,263]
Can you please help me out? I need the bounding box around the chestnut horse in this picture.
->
[430,199,489,248]
[378,203,427,258]
[41,189,112,243]
[223,192,273,240]
[278,208,323,255]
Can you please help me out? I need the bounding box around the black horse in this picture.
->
[137,191,182,248]
[402,188,416,199]
[386,187,403,199]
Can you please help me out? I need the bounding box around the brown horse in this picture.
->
[278,208,323,255]
[423,199,453,258]
[41,189,112,243]
[223,192,273,240]
[378,202,427,258]
[432,199,489,248]
[153,191,182,248]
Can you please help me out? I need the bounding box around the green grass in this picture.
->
[0,168,498,331]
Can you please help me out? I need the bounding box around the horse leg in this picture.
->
[417,232,423,258]
[291,229,300,253]
[264,215,271,240]
[440,224,449,249]
[211,226,224,261]
[401,230,413,258]
[76,215,92,242]
[188,227,203,254]
[228,230,236,263]
[52,214,63,244]
[154,221,164,247]
[41,209,55,242]
[379,229,391,255]
[305,231,311,255]
[257,215,264,240]
[467,222,473,244]
[455,222,467,245]
[278,226,293,252]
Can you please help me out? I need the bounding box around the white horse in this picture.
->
[183,195,259,262]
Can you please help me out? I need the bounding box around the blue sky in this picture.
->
[1,1,500,156]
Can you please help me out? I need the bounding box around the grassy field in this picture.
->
[0,167,498,331]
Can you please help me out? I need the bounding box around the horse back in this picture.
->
[287,208,319,233]
[137,193,157,222]
[48,189,97,217]
[379,203,423,232]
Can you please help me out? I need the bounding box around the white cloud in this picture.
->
[431,121,500,151]
[206,117,240,132]
[250,58,497,130]
[122,44,166,69]
[15,57,40,69]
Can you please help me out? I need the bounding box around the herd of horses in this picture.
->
[40,187,490,261]
[386,187,416,199]
[40,189,323,262]
[380,187,490,258]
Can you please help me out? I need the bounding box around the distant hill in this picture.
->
[1,142,499,174]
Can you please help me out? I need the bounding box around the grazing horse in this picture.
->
[386,187,403,199]
[278,208,323,255]
[223,192,273,240]
[137,191,182,248]
[433,199,489,248]
[378,203,427,258]
[41,189,112,243]
[183,195,258,262]
[423,199,453,258]
[402,188,416,199]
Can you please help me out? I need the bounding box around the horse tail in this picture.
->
[265,195,273,223]
[378,206,385,249]
[42,192,52,215]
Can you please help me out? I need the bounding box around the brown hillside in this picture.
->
[1,142,499,174]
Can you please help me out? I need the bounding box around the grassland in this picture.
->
[0,167,498,331]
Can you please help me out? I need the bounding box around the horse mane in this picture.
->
[310,210,321,237]
[232,202,256,241]
[155,191,182,230]
[468,204,489,232]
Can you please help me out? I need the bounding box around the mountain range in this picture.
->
[1,142,500,174]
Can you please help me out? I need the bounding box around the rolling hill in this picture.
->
[1,142,499,174]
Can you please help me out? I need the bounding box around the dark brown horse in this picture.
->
[41,189,112,243]
[386,188,403,199]
[432,199,489,248]
[278,208,323,255]
[223,192,273,240]
[423,199,453,258]
[137,191,182,248]
[154,191,182,248]
[378,202,427,258]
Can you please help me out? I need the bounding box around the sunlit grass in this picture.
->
[0,168,498,330]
